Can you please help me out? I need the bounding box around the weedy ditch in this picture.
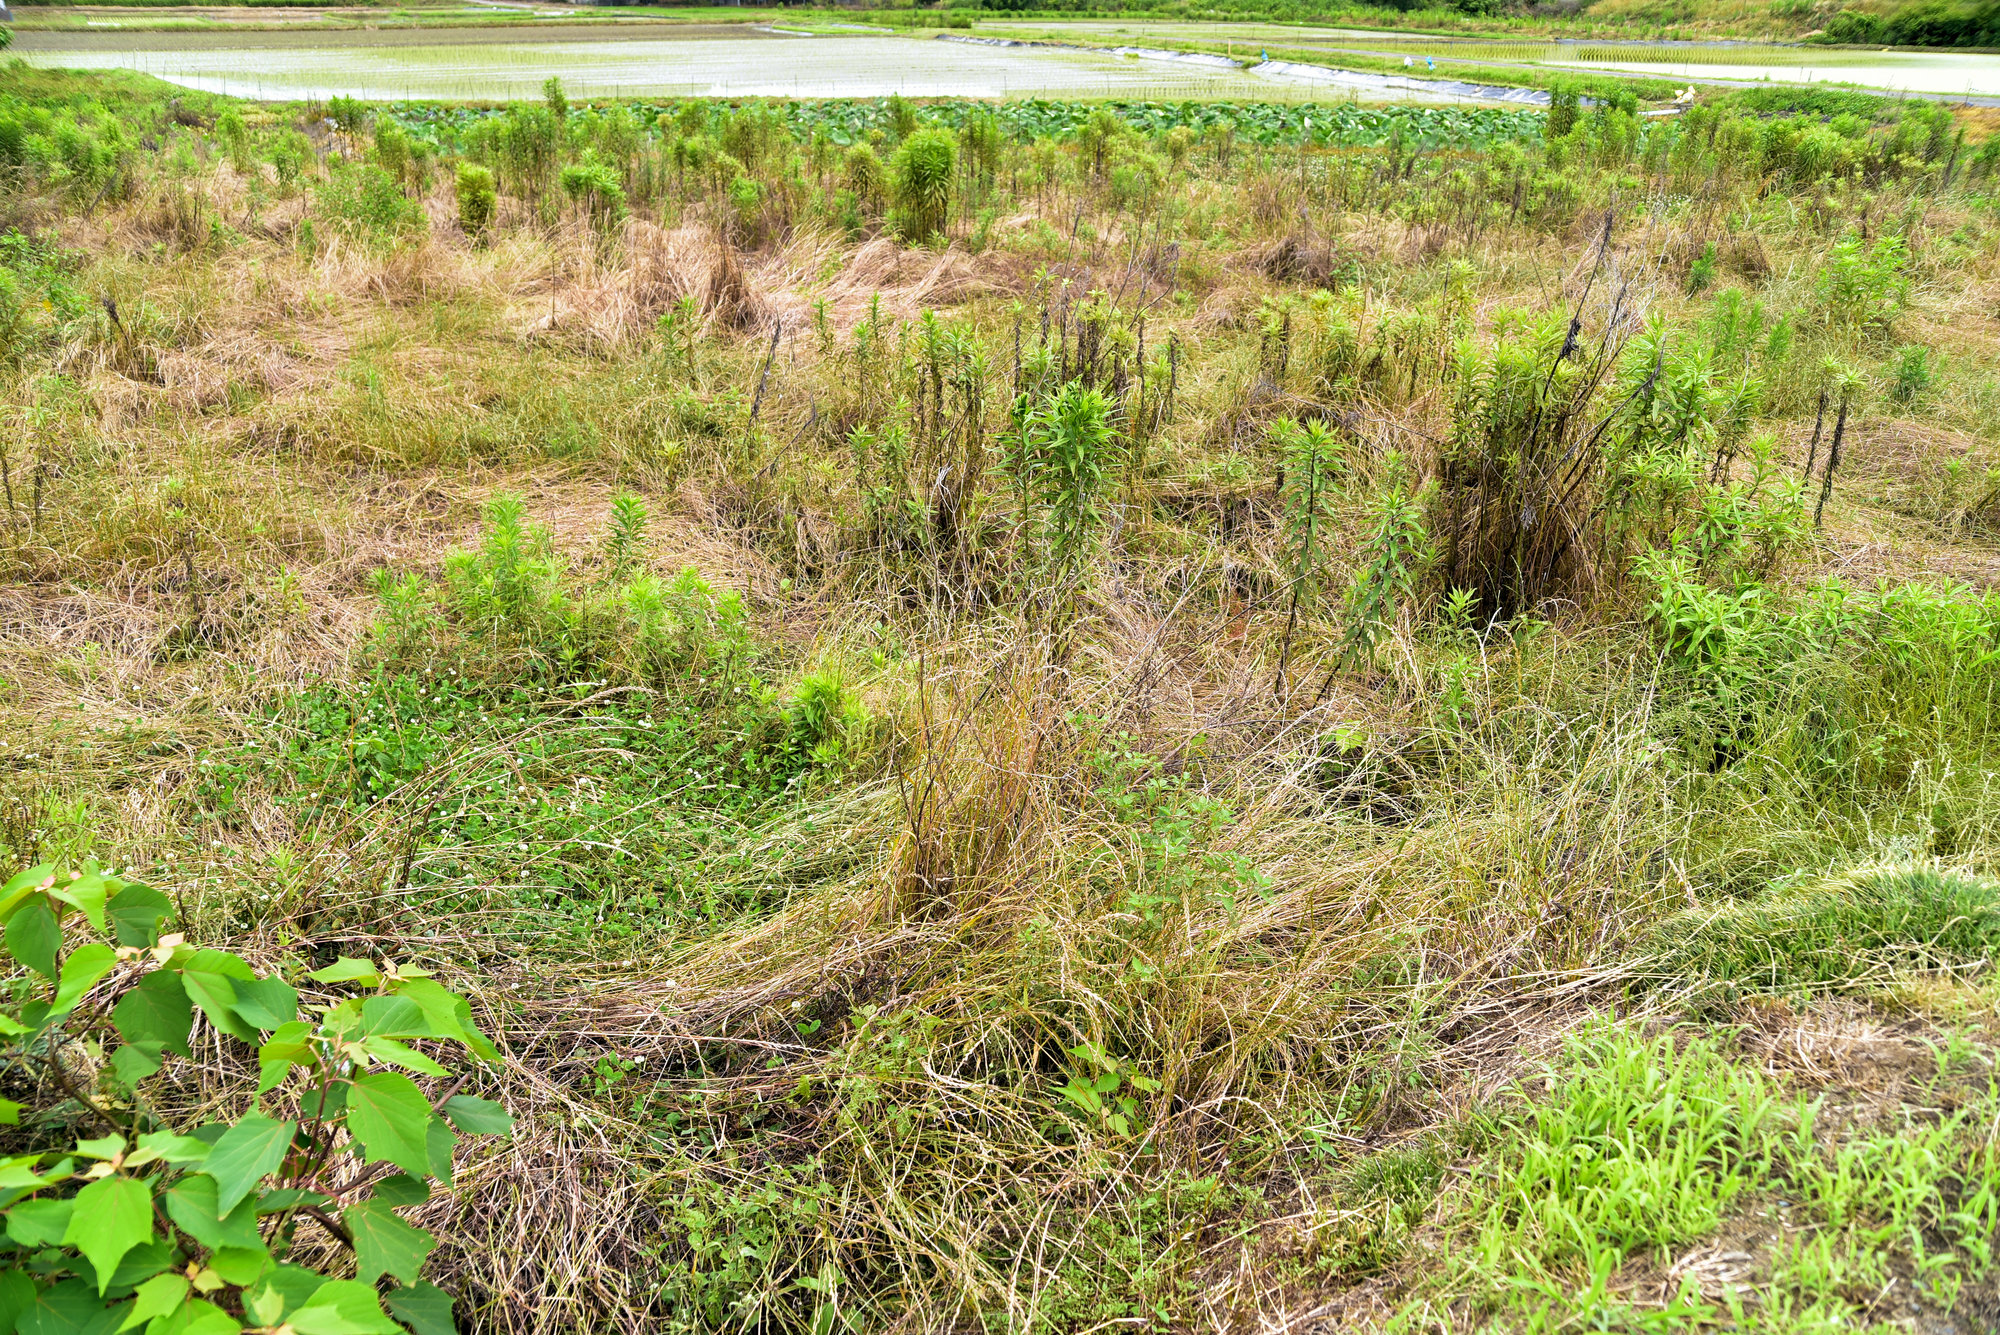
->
[1,61,2000,1335]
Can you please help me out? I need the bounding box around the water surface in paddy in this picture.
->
[980,20,2000,98]
[13,31,1318,101]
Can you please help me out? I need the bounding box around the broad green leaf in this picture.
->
[7,894,59,979]
[0,864,56,921]
[100,1240,174,1294]
[307,958,382,986]
[385,980,466,1041]
[183,949,254,983]
[426,1116,456,1186]
[0,1270,34,1334]
[371,1173,430,1206]
[359,995,427,1039]
[135,1131,213,1165]
[16,1277,121,1335]
[346,1073,433,1178]
[208,1245,273,1286]
[46,871,110,933]
[162,1176,262,1252]
[179,967,254,1045]
[0,1012,29,1035]
[243,1265,330,1325]
[9,1197,74,1246]
[106,884,173,949]
[360,1037,450,1078]
[0,1097,17,1125]
[344,1199,437,1285]
[112,971,193,1056]
[145,1298,240,1335]
[300,1082,347,1122]
[258,1020,317,1092]
[52,944,118,1017]
[111,1044,164,1087]
[75,1135,125,1161]
[117,1274,188,1333]
[440,1095,512,1137]
[287,1280,401,1335]
[383,1282,455,1335]
[229,975,298,1031]
[63,1174,152,1294]
[202,1114,295,1216]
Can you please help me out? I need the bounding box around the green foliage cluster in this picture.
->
[0,863,511,1335]
[0,92,129,207]
[313,163,426,242]
[1819,0,2000,47]
[889,128,955,243]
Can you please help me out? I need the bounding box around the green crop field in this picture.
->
[3,52,2000,1335]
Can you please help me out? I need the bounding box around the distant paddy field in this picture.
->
[6,24,1329,101]
[976,20,2000,99]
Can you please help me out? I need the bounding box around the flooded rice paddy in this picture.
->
[10,27,1333,102]
[13,16,2000,103]
[978,20,2000,99]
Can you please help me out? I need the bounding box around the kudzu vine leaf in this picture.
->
[440,1095,512,1137]
[384,979,465,1041]
[359,994,427,1038]
[229,975,298,1031]
[426,1116,456,1185]
[7,1198,72,1246]
[344,1199,437,1285]
[203,1114,295,1216]
[106,882,173,948]
[208,1246,274,1287]
[0,1271,33,1334]
[371,1173,430,1207]
[111,1044,164,1087]
[307,957,382,986]
[15,1278,112,1335]
[0,863,55,920]
[45,870,109,933]
[383,1282,456,1335]
[6,894,59,979]
[162,1177,262,1253]
[180,964,254,1045]
[346,1073,434,1177]
[258,1020,316,1092]
[62,1175,152,1294]
[287,1280,402,1335]
[148,1298,242,1335]
[361,1037,451,1078]
[134,1131,212,1165]
[116,1273,189,1333]
[51,944,117,1017]
[113,971,194,1057]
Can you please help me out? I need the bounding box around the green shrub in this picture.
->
[557,149,626,225]
[781,668,868,773]
[314,162,425,240]
[454,161,496,235]
[0,861,510,1333]
[1889,342,1933,403]
[1816,232,1910,332]
[1546,80,1581,140]
[268,130,313,191]
[890,128,955,243]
